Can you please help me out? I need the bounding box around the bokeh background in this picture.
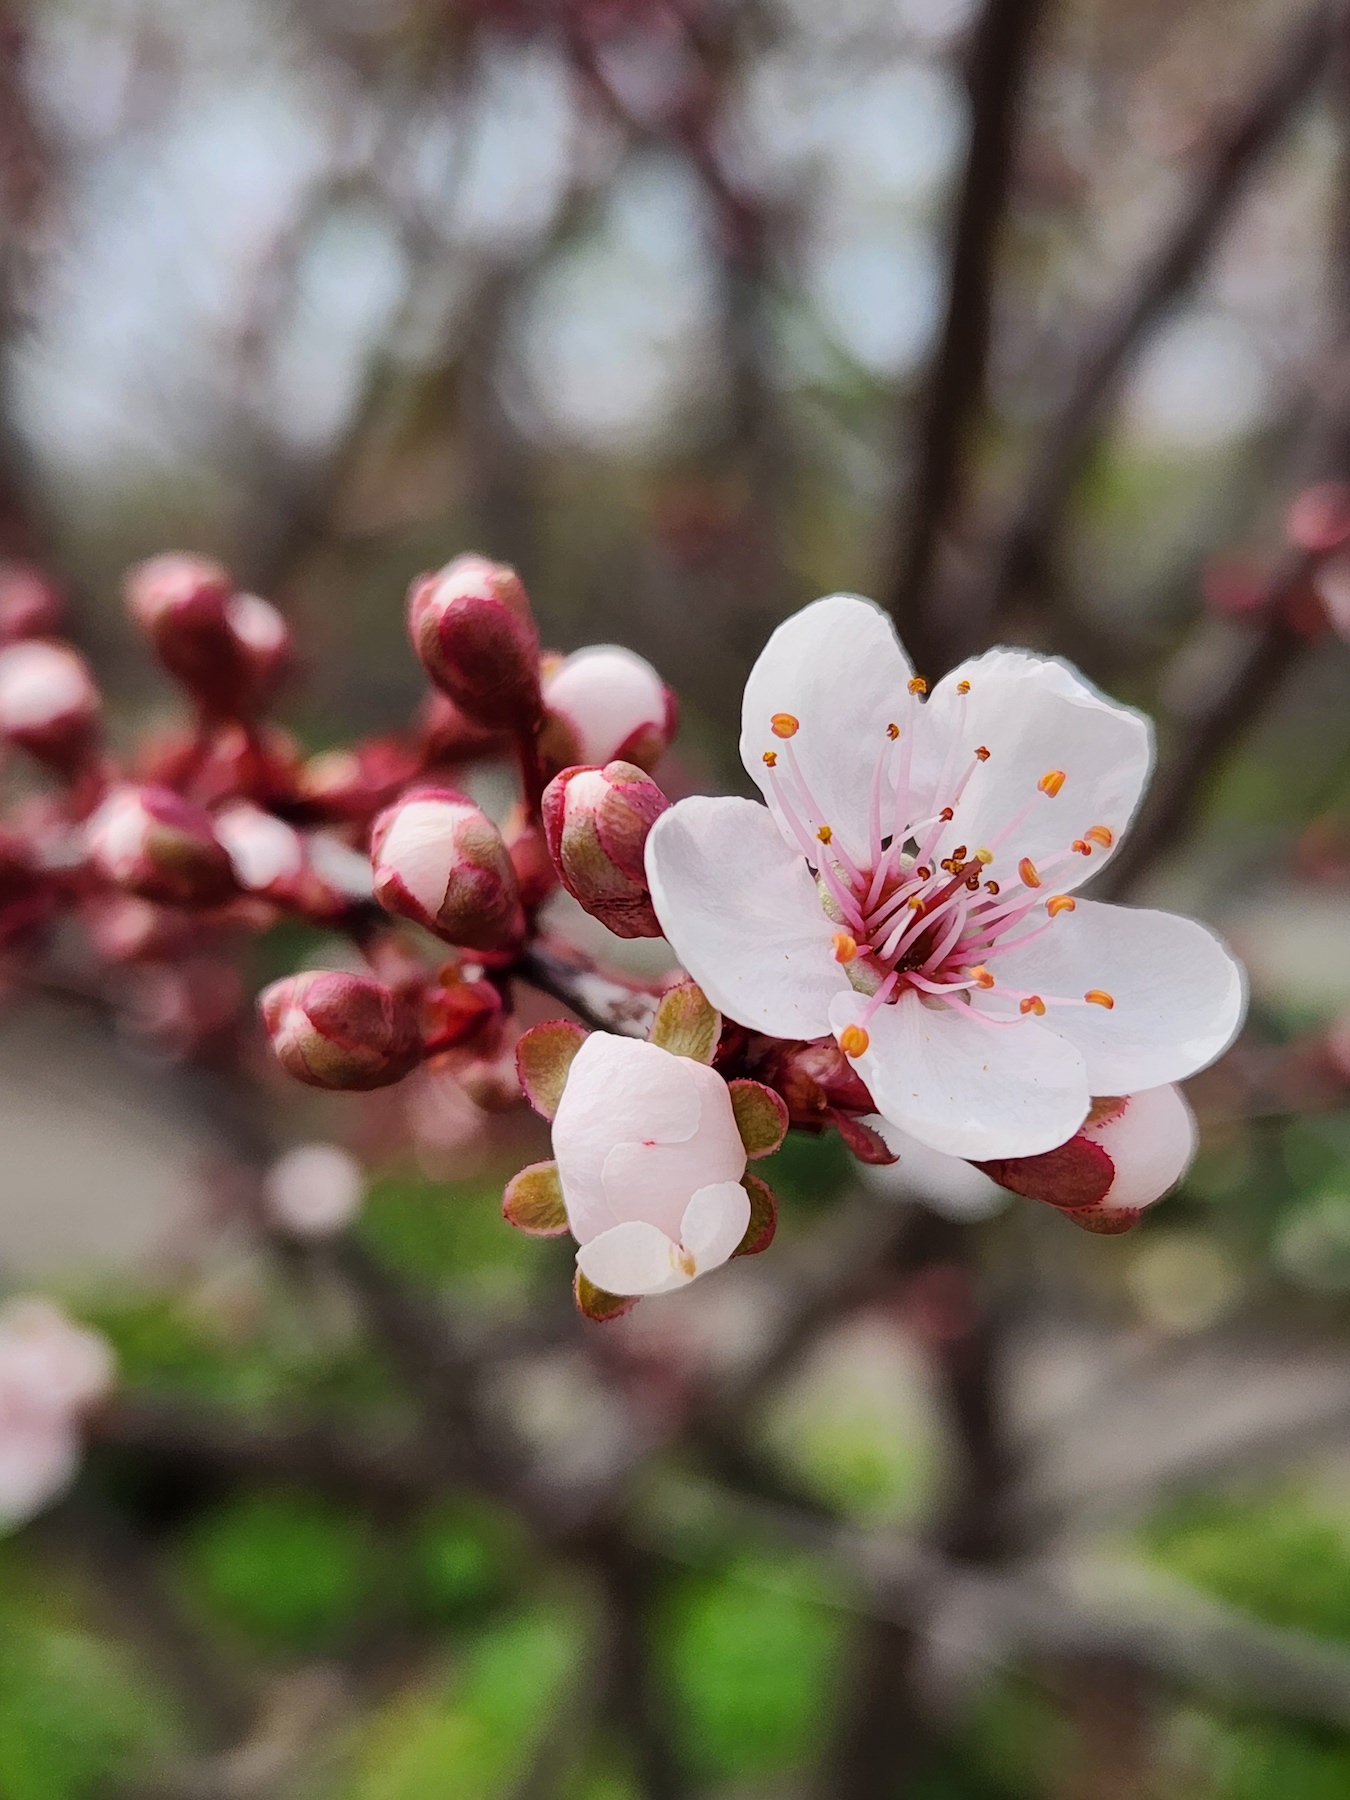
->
[4,0,1350,1795]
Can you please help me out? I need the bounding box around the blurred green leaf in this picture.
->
[406,1500,523,1624]
[359,1172,548,1300]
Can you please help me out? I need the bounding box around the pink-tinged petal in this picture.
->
[861,1120,1010,1219]
[647,795,846,1039]
[552,1034,702,1242]
[576,1223,690,1297]
[599,1057,747,1239]
[0,1413,79,1528]
[909,649,1151,894]
[991,900,1245,1092]
[680,1182,752,1274]
[1087,1084,1197,1213]
[830,988,1089,1161]
[739,594,915,860]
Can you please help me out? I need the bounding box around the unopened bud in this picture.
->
[502,802,557,908]
[541,761,669,938]
[259,969,423,1090]
[124,554,290,716]
[406,554,541,731]
[296,737,420,825]
[0,564,63,642]
[416,689,508,763]
[0,640,101,773]
[85,784,236,907]
[263,1143,366,1238]
[541,645,675,772]
[371,786,525,951]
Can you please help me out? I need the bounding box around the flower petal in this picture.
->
[739,594,915,860]
[646,795,846,1038]
[1086,1084,1197,1213]
[576,1222,690,1296]
[990,899,1246,1091]
[680,1181,752,1273]
[830,988,1089,1160]
[909,649,1152,893]
[601,1059,746,1239]
[861,1118,1011,1220]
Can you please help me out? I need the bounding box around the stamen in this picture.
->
[956,680,971,694]
[916,866,932,881]
[940,807,954,822]
[771,712,799,738]
[817,825,832,843]
[975,745,991,762]
[886,722,900,740]
[951,845,967,861]
[676,1248,697,1277]
[965,874,980,890]
[985,880,1000,895]
[1019,995,1046,1016]
[1045,895,1075,917]
[762,750,777,767]
[838,1024,869,1057]
[1038,769,1066,797]
[1085,824,1113,847]
[1072,839,1091,855]
[1018,857,1041,888]
[968,965,995,988]
[1085,989,1115,1009]
[908,676,927,695]
[832,932,858,963]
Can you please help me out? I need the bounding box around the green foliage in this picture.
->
[178,1490,379,1653]
[659,1553,843,1782]
[359,1172,549,1300]
[406,1500,521,1623]
[1144,1491,1350,1642]
[758,1126,854,1218]
[1160,1708,1350,1800]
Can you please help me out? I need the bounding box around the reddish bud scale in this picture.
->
[259,970,423,1091]
[371,786,526,952]
[541,761,669,939]
[124,554,290,718]
[407,555,542,732]
[85,784,236,908]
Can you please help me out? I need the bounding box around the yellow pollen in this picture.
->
[886,721,900,740]
[908,676,927,695]
[1085,989,1115,1009]
[985,879,1000,895]
[975,745,991,762]
[676,1248,697,1277]
[908,896,925,912]
[817,824,832,843]
[1046,895,1076,917]
[1019,995,1046,1016]
[969,965,995,988]
[838,1024,870,1057]
[940,806,954,822]
[1018,857,1042,888]
[975,847,993,864]
[1071,838,1091,856]
[1038,769,1066,797]
[832,932,858,963]
[956,680,971,694]
[770,712,800,739]
[1085,824,1114,848]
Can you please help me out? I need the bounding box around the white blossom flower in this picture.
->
[0,1300,115,1530]
[542,645,674,769]
[646,595,1245,1161]
[263,1143,366,1239]
[552,1033,749,1296]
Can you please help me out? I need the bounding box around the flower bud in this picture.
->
[406,554,542,732]
[541,761,669,938]
[124,554,289,716]
[415,689,507,763]
[371,786,525,951]
[502,801,557,908]
[263,1143,365,1238]
[259,969,423,1090]
[540,645,675,772]
[296,737,420,826]
[85,784,236,907]
[0,640,101,773]
[0,563,63,642]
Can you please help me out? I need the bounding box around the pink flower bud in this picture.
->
[124,554,290,716]
[0,640,101,773]
[85,784,236,907]
[296,737,421,826]
[541,645,675,771]
[0,563,63,642]
[415,689,508,763]
[371,786,525,951]
[263,1143,365,1238]
[259,969,423,1090]
[406,554,542,732]
[542,762,669,938]
[1287,481,1350,553]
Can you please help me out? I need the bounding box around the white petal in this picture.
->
[680,1181,752,1273]
[378,799,469,914]
[543,645,666,764]
[830,988,1089,1160]
[0,1412,79,1528]
[1086,1085,1197,1213]
[739,594,915,860]
[600,1059,747,1239]
[861,1119,1011,1220]
[576,1222,690,1296]
[990,899,1246,1092]
[908,649,1152,894]
[646,795,846,1039]
[552,1034,702,1243]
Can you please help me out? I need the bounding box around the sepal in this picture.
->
[733,1173,777,1258]
[976,1135,1114,1210]
[574,1270,639,1323]
[728,1079,788,1159]
[515,1019,587,1119]
[833,1110,898,1165]
[648,980,720,1064]
[503,1161,570,1236]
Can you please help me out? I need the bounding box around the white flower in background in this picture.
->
[0,1299,115,1530]
[551,1033,749,1297]
[263,1143,366,1239]
[542,645,674,770]
[647,595,1245,1162]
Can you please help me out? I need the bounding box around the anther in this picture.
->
[762,750,777,767]
[838,1024,870,1057]
[1018,857,1041,888]
[817,825,832,844]
[969,965,995,988]
[951,844,967,861]
[1072,839,1091,856]
[832,932,858,963]
[771,712,800,739]
[886,721,900,740]
[966,874,980,890]
[975,745,991,762]
[1046,895,1076,917]
[985,880,1000,895]
[1038,769,1066,797]
[1085,989,1115,1009]
[916,866,932,881]
[908,677,927,695]
[1085,824,1114,848]
[940,807,954,822]
[676,1248,697,1277]
[1019,995,1046,1016]
[908,896,925,912]
[956,680,971,695]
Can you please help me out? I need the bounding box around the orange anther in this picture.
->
[975,745,991,762]
[762,750,778,767]
[1018,857,1042,888]
[832,932,858,963]
[1085,989,1115,1009]
[916,866,932,881]
[1019,995,1046,1016]
[968,965,995,989]
[908,896,926,911]
[951,844,968,861]
[817,824,833,843]
[886,721,900,740]
[1085,824,1114,848]
[1038,769,1066,797]
[838,1024,870,1057]
[940,806,954,822]
[1072,839,1091,856]
[908,676,927,695]
[985,880,1000,895]
[770,712,800,738]
[956,679,971,695]
[1046,895,1076,917]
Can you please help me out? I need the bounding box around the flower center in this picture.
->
[760,700,1116,1054]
